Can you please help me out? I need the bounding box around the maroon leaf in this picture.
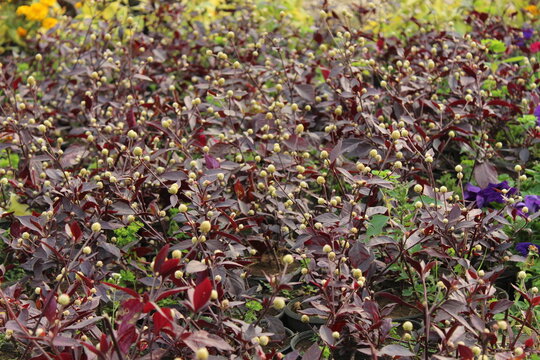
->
[66,222,82,242]
[488,299,514,314]
[156,288,185,302]
[191,277,212,312]
[153,307,174,334]
[320,67,330,81]
[204,154,220,169]
[319,325,335,346]
[234,179,245,200]
[126,108,136,128]
[379,344,415,356]
[185,260,208,273]
[473,161,498,188]
[52,336,79,347]
[294,84,315,102]
[42,291,57,323]
[302,343,322,360]
[117,323,137,354]
[182,331,233,351]
[102,281,140,298]
[458,344,474,360]
[486,99,521,114]
[160,258,181,277]
[153,243,170,274]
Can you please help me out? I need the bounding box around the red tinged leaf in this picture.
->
[376,37,385,51]
[154,243,170,274]
[204,154,220,169]
[458,344,473,360]
[81,342,104,359]
[153,307,174,334]
[99,334,110,355]
[102,281,140,298]
[143,302,155,313]
[156,288,185,302]
[320,67,330,81]
[191,277,212,312]
[531,296,540,306]
[42,291,57,323]
[486,99,521,114]
[117,323,137,354]
[234,179,245,200]
[319,325,336,346]
[126,108,136,128]
[423,261,437,277]
[160,258,181,277]
[525,338,534,347]
[65,222,82,242]
[59,353,74,360]
[119,298,144,322]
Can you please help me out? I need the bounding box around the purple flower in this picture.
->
[516,195,540,216]
[464,181,517,208]
[523,28,534,40]
[464,183,481,202]
[516,242,540,256]
[535,105,540,126]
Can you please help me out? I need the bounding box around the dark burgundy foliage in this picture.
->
[0,1,539,360]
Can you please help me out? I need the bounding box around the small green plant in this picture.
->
[113,221,143,247]
[244,300,263,322]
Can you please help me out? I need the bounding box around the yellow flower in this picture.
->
[16,27,28,38]
[75,2,82,8]
[40,0,56,7]
[16,5,31,16]
[26,3,49,21]
[525,5,539,16]
[42,17,58,29]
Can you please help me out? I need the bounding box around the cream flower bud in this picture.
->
[195,347,209,360]
[282,254,294,264]
[91,222,102,232]
[199,221,211,234]
[273,297,285,310]
[58,293,70,306]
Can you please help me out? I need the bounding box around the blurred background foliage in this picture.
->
[0,0,537,52]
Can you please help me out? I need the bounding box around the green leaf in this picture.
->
[246,300,263,311]
[502,56,525,63]
[366,215,388,238]
[481,39,506,53]
[7,193,30,216]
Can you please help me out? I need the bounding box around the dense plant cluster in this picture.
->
[0,1,539,359]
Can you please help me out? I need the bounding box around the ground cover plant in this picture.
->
[0,0,539,359]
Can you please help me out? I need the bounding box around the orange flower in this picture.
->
[42,17,58,29]
[16,27,28,38]
[525,5,540,16]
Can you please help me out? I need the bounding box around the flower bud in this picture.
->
[282,254,294,264]
[402,321,413,332]
[91,222,102,232]
[195,347,209,360]
[58,293,70,306]
[273,297,286,310]
[199,221,211,234]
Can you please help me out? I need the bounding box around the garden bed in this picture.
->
[0,0,538,359]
